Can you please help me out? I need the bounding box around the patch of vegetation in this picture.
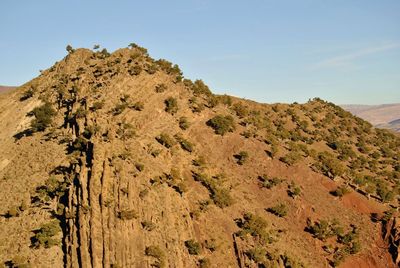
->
[155,83,167,93]
[235,212,273,245]
[117,209,137,220]
[234,151,249,165]
[258,175,283,189]
[330,185,351,197]
[287,182,301,198]
[135,163,145,172]
[306,218,343,241]
[179,116,190,130]
[20,88,34,101]
[184,239,201,255]
[130,101,144,111]
[314,152,345,179]
[279,151,302,166]
[164,97,178,114]
[193,172,233,208]
[192,79,212,96]
[31,102,56,132]
[231,102,249,118]
[141,221,156,231]
[31,220,61,248]
[267,203,288,217]
[175,134,194,152]
[116,122,135,140]
[206,115,235,135]
[145,245,165,268]
[156,133,175,148]
[111,102,128,116]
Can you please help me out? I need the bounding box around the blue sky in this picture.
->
[1,0,399,104]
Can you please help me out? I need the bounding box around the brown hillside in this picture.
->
[0,45,399,268]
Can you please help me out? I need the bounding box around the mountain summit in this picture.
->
[0,44,399,268]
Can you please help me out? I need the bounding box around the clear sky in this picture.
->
[1,0,399,104]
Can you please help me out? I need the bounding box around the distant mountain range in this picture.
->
[0,85,16,93]
[342,103,400,132]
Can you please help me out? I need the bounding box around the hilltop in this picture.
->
[0,44,399,268]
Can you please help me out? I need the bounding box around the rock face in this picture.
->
[384,215,400,266]
[0,45,399,267]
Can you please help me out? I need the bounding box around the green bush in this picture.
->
[20,88,34,101]
[175,135,194,152]
[193,172,233,208]
[206,115,235,135]
[141,221,156,231]
[287,182,301,198]
[179,116,190,130]
[192,80,212,96]
[185,239,201,255]
[128,65,142,76]
[31,220,61,248]
[236,212,271,244]
[231,103,249,118]
[145,245,165,268]
[130,101,144,111]
[135,163,145,172]
[156,133,175,148]
[31,102,56,132]
[330,186,351,197]
[234,151,249,165]
[155,83,167,93]
[164,97,178,114]
[117,209,137,220]
[268,203,288,217]
[306,219,343,241]
[258,175,283,189]
[279,151,302,166]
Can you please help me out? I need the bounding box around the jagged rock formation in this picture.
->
[0,45,399,268]
[383,214,400,266]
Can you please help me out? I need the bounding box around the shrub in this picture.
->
[117,209,137,220]
[234,151,249,165]
[179,116,190,130]
[116,122,135,140]
[145,245,165,267]
[155,83,167,93]
[306,218,343,241]
[287,182,301,198]
[31,102,56,132]
[185,239,201,255]
[156,133,175,148]
[20,88,34,101]
[164,97,178,114]
[330,186,351,197]
[314,152,345,179]
[112,103,128,116]
[199,258,211,268]
[131,101,144,111]
[135,163,145,172]
[279,151,302,166]
[66,45,74,53]
[246,246,266,263]
[192,156,206,167]
[206,115,235,135]
[192,80,212,96]
[193,172,233,208]
[90,101,104,111]
[141,221,156,231]
[231,103,249,118]
[268,203,288,217]
[236,212,271,244]
[128,65,142,76]
[258,175,283,189]
[175,136,194,152]
[31,220,61,248]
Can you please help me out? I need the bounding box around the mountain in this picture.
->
[0,85,16,93]
[342,104,400,132]
[0,45,399,268]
